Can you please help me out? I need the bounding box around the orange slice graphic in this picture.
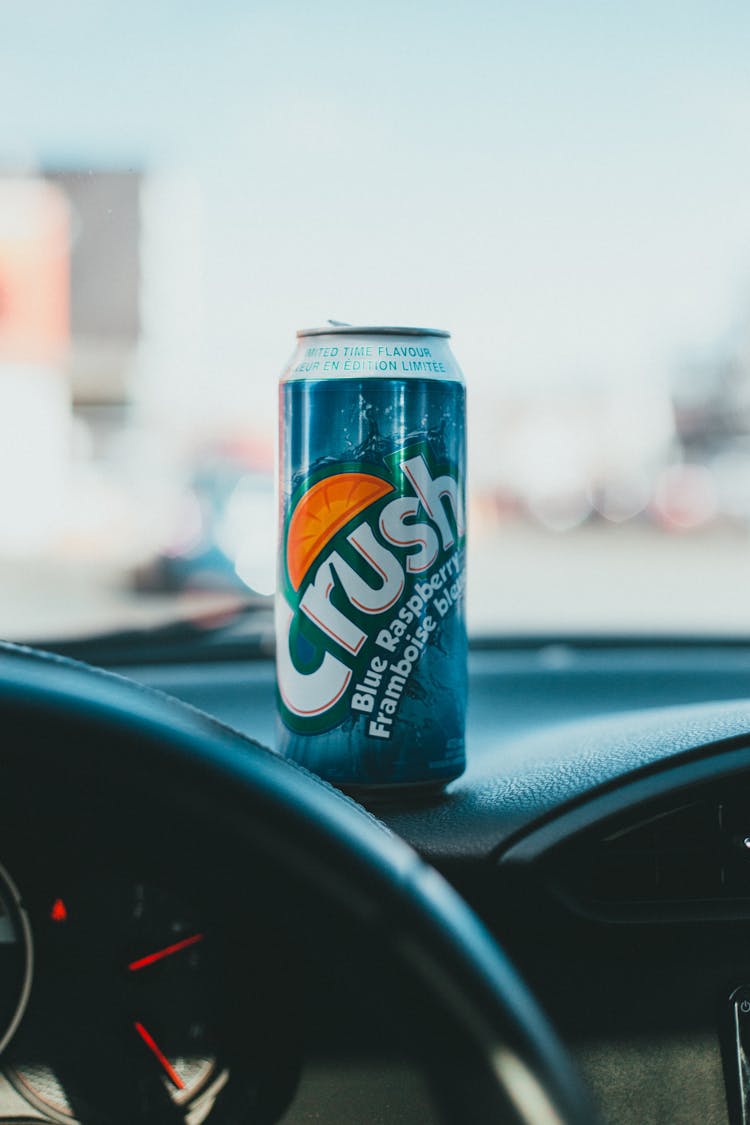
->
[287,472,393,590]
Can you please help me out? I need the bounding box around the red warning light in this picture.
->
[50,898,67,923]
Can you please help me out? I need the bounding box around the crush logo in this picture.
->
[277,442,465,736]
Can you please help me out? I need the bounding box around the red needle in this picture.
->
[133,1021,185,1090]
[128,932,204,972]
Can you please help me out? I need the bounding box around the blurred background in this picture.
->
[1,0,750,639]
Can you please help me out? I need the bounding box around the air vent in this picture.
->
[555,786,750,916]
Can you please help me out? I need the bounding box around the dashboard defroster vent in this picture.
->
[554,787,750,918]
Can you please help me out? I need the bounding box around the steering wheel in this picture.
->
[0,643,595,1124]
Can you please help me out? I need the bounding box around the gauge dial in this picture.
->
[6,879,227,1124]
[0,861,32,1056]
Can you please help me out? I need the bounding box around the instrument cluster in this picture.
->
[0,845,296,1125]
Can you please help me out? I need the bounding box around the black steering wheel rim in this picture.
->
[0,642,595,1124]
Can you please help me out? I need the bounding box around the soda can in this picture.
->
[276,325,466,795]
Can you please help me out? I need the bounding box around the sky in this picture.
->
[1,0,749,432]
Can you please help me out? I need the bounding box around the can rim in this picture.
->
[297,324,450,339]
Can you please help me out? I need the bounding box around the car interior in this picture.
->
[2,3,749,1123]
[1,627,750,1124]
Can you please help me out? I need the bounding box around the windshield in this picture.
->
[1,1,749,642]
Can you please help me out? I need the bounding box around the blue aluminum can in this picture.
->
[276,325,466,795]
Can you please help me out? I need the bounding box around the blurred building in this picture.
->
[667,312,750,528]
[0,177,70,553]
[47,170,141,410]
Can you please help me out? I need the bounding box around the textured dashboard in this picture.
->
[123,643,750,863]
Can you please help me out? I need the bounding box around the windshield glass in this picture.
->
[2,1,749,641]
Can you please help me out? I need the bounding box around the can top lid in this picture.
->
[297,323,450,339]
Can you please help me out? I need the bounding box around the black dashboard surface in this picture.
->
[123,642,750,863]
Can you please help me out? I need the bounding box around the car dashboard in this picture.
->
[5,638,750,1124]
